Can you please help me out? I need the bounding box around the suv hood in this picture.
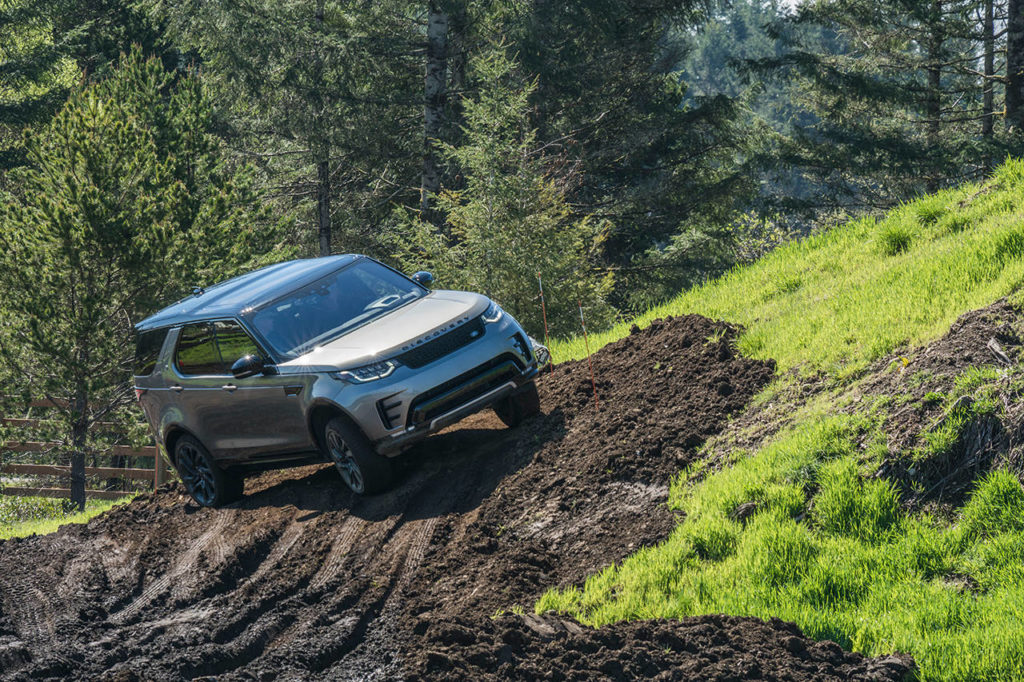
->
[284,290,490,370]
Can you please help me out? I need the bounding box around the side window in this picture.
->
[213,320,264,367]
[134,328,169,376]
[175,323,226,376]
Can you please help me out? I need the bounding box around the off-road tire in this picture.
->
[174,435,244,507]
[494,381,541,428]
[324,416,393,495]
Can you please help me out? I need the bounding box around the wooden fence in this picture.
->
[0,398,169,500]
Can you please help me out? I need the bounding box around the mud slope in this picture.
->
[0,315,905,680]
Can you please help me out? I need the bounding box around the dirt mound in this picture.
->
[413,316,776,616]
[0,314,907,680]
[856,300,1024,506]
[408,614,914,681]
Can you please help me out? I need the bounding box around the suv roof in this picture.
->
[135,255,360,332]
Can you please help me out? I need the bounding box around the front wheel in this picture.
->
[493,381,541,428]
[324,417,393,495]
[174,435,244,507]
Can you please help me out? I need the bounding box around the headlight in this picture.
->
[331,359,398,383]
[483,300,504,323]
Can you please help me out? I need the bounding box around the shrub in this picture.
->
[915,197,947,225]
[877,221,914,255]
[813,459,900,542]
[961,470,1024,538]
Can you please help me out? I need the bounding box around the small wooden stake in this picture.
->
[537,274,554,374]
[579,299,599,409]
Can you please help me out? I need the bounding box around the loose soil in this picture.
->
[854,299,1024,507]
[0,315,911,680]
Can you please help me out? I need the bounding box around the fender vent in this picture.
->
[377,394,403,430]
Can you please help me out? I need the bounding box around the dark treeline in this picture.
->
[4,0,1024,320]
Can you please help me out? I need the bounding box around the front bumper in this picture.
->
[375,361,537,455]
[324,313,539,454]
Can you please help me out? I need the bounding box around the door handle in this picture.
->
[221,384,237,392]
[170,384,184,393]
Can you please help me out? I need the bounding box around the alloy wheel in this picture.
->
[177,441,216,506]
[326,427,365,494]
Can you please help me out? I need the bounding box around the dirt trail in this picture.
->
[0,315,911,680]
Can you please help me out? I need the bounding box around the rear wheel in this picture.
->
[493,381,541,428]
[174,435,244,507]
[324,417,393,495]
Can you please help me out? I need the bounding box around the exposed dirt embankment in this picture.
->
[0,315,910,680]
[408,614,913,681]
[860,299,1024,507]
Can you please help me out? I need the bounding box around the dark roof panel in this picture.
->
[135,255,360,331]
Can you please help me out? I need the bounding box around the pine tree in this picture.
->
[0,0,172,171]
[468,1,755,313]
[145,0,424,257]
[0,52,288,509]
[389,48,614,337]
[762,0,1019,210]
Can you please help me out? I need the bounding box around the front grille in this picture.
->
[407,354,523,427]
[397,316,485,369]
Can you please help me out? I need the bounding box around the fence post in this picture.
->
[155,445,167,488]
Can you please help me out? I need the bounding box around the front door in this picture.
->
[210,320,312,459]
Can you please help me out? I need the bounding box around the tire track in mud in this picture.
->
[310,514,369,591]
[108,513,232,626]
[111,464,455,679]
[0,579,54,646]
[313,441,512,681]
[243,513,313,590]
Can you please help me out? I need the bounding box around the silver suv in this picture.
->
[133,255,544,506]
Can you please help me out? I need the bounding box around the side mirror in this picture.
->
[231,354,266,379]
[411,271,434,288]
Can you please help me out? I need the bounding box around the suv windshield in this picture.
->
[245,259,424,359]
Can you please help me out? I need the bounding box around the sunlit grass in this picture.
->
[538,412,1024,680]
[540,160,1024,680]
[0,496,132,540]
[552,160,1024,378]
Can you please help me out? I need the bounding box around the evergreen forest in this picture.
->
[1,0,1023,506]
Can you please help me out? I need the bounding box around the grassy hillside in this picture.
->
[540,160,1024,681]
[553,160,1024,377]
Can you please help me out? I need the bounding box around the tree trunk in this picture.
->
[447,4,467,137]
[925,4,943,192]
[316,152,332,257]
[1007,0,1024,131]
[70,388,88,512]
[421,2,449,221]
[983,0,995,140]
[314,0,332,257]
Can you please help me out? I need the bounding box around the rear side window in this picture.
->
[175,323,225,376]
[213,320,264,366]
[134,328,169,376]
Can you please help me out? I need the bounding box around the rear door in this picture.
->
[171,322,235,456]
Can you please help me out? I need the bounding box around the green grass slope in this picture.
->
[540,160,1024,681]
[553,160,1024,378]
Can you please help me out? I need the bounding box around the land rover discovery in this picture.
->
[133,255,545,506]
